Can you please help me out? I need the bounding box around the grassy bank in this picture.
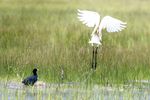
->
[0,0,150,85]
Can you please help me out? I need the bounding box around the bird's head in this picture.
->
[33,68,38,75]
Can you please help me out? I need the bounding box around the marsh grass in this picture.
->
[0,0,150,85]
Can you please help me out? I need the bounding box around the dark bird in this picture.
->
[22,68,38,86]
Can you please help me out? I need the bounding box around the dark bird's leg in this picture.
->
[94,47,98,70]
[92,46,95,69]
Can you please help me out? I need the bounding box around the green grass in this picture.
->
[0,0,150,85]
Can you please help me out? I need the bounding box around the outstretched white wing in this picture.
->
[99,16,126,33]
[77,9,100,28]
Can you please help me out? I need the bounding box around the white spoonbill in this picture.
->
[77,9,127,69]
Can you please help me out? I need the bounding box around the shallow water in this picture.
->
[1,81,150,100]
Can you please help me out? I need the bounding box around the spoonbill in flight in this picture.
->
[77,9,127,70]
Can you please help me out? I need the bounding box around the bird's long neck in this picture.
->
[91,24,99,36]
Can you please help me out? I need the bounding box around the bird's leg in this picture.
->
[92,46,95,69]
[94,47,98,70]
